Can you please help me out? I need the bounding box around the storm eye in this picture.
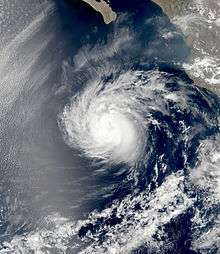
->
[88,109,139,161]
[59,71,149,164]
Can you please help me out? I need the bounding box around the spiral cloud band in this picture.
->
[60,70,154,164]
[59,69,191,166]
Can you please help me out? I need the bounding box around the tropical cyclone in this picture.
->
[81,0,117,24]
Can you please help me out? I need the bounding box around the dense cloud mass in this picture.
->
[0,0,220,253]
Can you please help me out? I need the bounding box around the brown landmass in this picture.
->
[152,0,220,95]
[80,0,220,94]
[81,0,117,24]
[152,0,190,18]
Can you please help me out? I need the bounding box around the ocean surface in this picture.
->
[0,0,220,253]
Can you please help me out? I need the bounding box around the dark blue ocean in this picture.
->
[0,0,220,253]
